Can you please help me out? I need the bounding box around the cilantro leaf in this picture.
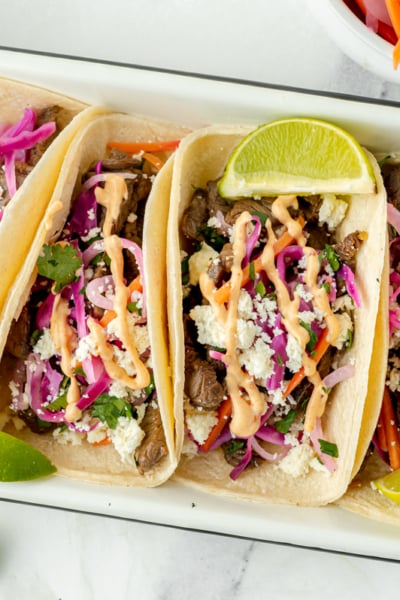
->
[92,393,134,429]
[37,244,82,292]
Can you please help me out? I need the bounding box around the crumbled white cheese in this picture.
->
[207,216,221,229]
[53,427,84,445]
[310,456,330,475]
[253,296,278,323]
[298,310,316,325]
[332,312,353,349]
[239,337,274,381]
[127,212,137,224]
[75,333,99,362]
[295,284,313,303]
[182,436,199,458]
[332,295,355,313]
[269,388,285,406]
[33,328,57,360]
[185,404,218,445]
[190,305,226,349]
[285,334,303,374]
[277,443,315,477]
[387,368,400,393]
[81,227,102,242]
[107,314,150,356]
[87,423,108,444]
[318,194,348,230]
[112,346,137,376]
[188,242,219,286]
[237,290,254,320]
[236,319,258,350]
[108,380,131,398]
[109,416,145,463]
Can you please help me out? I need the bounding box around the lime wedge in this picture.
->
[218,117,376,197]
[0,431,56,481]
[374,469,400,504]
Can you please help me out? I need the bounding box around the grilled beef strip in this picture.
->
[135,401,168,473]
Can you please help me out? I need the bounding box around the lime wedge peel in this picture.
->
[0,431,56,482]
[373,469,400,504]
[218,117,376,198]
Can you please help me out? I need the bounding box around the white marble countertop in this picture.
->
[1,1,400,598]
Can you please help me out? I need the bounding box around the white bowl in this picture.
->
[308,0,400,84]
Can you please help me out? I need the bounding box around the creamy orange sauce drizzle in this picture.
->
[95,174,128,237]
[200,212,267,438]
[197,194,341,437]
[271,195,307,246]
[48,173,150,422]
[50,294,81,422]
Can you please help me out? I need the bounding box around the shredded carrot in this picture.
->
[199,398,232,453]
[213,216,305,305]
[380,385,400,470]
[283,327,331,398]
[99,309,117,328]
[385,0,400,68]
[128,274,142,294]
[92,436,111,447]
[107,140,181,153]
[98,276,142,327]
[142,152,164,171]
[377,409,388,452]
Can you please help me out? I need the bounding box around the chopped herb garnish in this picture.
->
[45,392,68,412]
[198,225,225,251]
[92,393,134,429]
[324,244,340,272]
[128,301,142,315]
[251,210,268,226]
[276,354,284,367]
[321,281,331,294]
[345,329,353,349]
[249,261,256,282]
[255,279,266,297]
[378,155,392,168]
[30,329,42,345]
[224,439,246,455]
[91,251,110,268]
[181,256,190,286]
[300,321,317,353]
[37,244,82,292]
[74,365,86,378]
[318,439,339,458]
[275,409,297,434]
[144,373,155,398]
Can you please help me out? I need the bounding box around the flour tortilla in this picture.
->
[0,77,110,355]
[1,112,190,486]
[167,126,388,505]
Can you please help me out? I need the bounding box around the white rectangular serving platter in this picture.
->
[0,47,399,561]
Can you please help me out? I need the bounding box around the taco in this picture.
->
[337,156,400,524]
[167,124,387,505]
[0,112,189,486]
[0,77,108,348]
